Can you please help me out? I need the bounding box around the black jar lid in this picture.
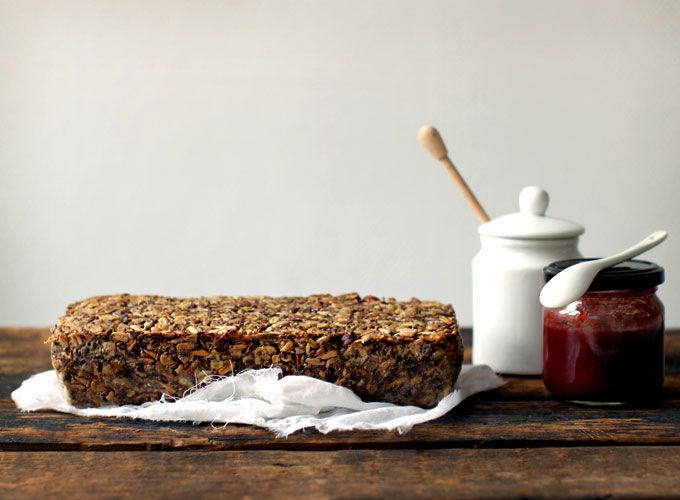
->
[543,259,665,291]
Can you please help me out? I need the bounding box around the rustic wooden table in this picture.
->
[1,327,679,499]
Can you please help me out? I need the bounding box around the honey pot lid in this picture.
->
[479,186,585,240]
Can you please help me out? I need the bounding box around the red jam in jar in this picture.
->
[542,259,665,404]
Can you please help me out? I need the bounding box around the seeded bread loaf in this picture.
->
[48,293,463,408]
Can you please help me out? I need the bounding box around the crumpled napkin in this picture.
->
[12,365,503,437]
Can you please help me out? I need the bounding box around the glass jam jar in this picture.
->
[542,259,665,404]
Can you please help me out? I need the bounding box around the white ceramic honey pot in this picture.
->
[472,186,584,375]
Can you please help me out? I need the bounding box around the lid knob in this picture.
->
[519,186,549,216]
[478,185,584,239]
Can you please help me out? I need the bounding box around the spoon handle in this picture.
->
[540,230,668,308]
[596,230,668,268]
[417,125,491,224]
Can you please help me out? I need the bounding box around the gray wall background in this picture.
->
[2,0,679,327]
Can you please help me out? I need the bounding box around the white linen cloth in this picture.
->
[12,365,503,437]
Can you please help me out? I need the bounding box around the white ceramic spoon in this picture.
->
[539,230,668,308]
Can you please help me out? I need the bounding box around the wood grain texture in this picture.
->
[2,378,680,451]
[3,328,680,499]
[2,328,680,452]
[2,447,680,500]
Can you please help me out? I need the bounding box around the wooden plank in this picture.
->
[2,327,679,396]
[1,447,679,499]
[2,375,680,451]
[0,328,52,399]
[2,328,680,451]
[4,327,680,372]
[3,326,679,372]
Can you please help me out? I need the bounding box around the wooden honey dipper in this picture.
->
[417,125,490,224]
